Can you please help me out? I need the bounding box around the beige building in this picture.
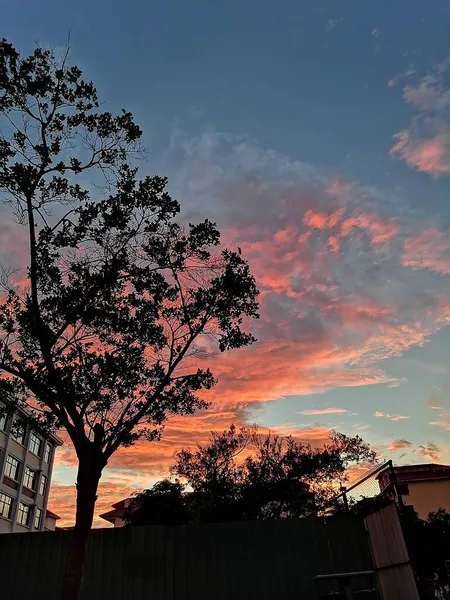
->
[0,398,61,533]
[378,463,450,519]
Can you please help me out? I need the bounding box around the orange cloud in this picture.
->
[388,439,412,451]
[418,442,441,463]
[49,479,140,528]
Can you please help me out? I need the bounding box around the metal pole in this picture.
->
[388,459,405,514]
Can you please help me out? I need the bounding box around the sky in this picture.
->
[2,0,450,525]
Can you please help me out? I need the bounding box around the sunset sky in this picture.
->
[2,0,450,525]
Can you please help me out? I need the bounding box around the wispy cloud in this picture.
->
[418,442,440,462]
[429,418,450,431]
[427,394,445,410]
[374,411,411,421]
[325,18,343,32]
[402,227,450,275]
[391,60,450,177]
[388,439,412,450]
[297,408,349,416]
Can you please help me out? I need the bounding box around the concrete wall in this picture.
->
[403,479,450,519]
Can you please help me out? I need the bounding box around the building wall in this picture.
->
[44,516,57,531]
[402,479,450,519]
[0,401,58,534]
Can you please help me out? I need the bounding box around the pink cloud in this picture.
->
[390,65,450,176]
[302,206,398,249]
[7,126,450,527]
[0,219,30,272]
[403,76,450,113]
[391,130,450,177]
[403,227,450,275]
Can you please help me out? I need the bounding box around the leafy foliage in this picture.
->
[0,38,259,599]
[0,39,259,465]
[124,425,375,525]
[402,508,450,593]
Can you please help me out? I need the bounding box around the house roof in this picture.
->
[45,509,61,521]
[385,463,450,483]
[99,498,132,524]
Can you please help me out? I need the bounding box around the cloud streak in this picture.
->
[297,408,350,416]
[374,411,411,421]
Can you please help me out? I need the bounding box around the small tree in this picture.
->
[0,40,258,600]
[125,425,375,525]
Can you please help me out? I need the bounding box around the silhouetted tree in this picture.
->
[124,479,190,526]
[402,508,450,595]
[126,425,375,525]
[0,40,258,600]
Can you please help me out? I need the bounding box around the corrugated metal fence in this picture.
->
[0,515,377,600]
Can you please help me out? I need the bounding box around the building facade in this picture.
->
[0,399,61,533]
[378,463,450,519]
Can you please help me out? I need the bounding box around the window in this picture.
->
[4,454,21,481]
[16,502,30,527]
[0,411,8,432]
[29,432,42,457]
[39,474,47,496]
[398,483,410,496]
[44,443,52,463]
[11,419,26,445]
[0,493,13,520]
[34,507,42,530]
[23,466,37,491]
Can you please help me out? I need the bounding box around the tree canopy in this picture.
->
[124,425,376,525]
[0,39,258,599]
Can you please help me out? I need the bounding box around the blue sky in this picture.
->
[2,0,450,520]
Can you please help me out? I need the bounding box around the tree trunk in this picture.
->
[60,455,104,600]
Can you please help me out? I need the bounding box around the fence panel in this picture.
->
[0,515,376,600]
[365,503,420,600]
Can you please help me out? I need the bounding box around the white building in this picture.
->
[0,398,61,533]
